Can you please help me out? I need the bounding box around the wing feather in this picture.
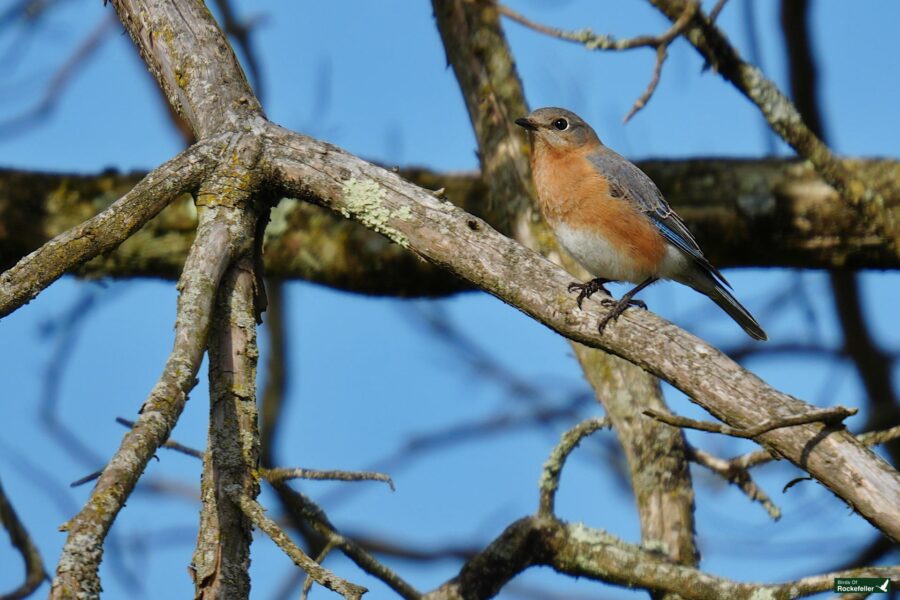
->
[588,148,731,288]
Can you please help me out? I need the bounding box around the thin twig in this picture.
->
[112,419,395,491]
[229,490,367,600]
[498,2,685,50]
[0,13,115,137]
[498,1,698,121]
[538,417,608,516]
[643,405,857,439]
[624,2,697,122]
[263,467,395,491]
[622,44,668,122]
[269,483,421,600]
[688,446,781,520]
[300,541,337,600]
[731,422,900,472]
[116,417,204,459]
[648,0,885,211]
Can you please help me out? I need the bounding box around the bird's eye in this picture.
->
[552,118,569,131]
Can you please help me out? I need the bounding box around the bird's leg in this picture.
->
[567,278,612,309]
[597,277,657,333]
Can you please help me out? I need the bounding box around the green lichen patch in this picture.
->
[339,178,412,247]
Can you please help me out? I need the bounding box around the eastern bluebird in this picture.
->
[515,107,767,341]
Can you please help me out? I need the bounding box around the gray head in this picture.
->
[515,107,600,150]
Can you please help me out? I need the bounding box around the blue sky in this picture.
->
[1,1,898,598]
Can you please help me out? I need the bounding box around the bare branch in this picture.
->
[688,446,781,520]
[498,1,698,121]
[0,478,47,600]
[708,0,729,23]
[115,417,204,459]
[424,515,900,600]
[300,541,337,600]
[538,418,608,516]
[108,0,261,138]
[0,139,218,318]
[643,405,858,439]
[0,14,115,137]
[648,0,891,227]
[229,491,367,600]
[728,423,900,473]
[497,2,688,50]
[192,257,261,599]
[269,484,421,600]
[262,124,900,539]
[262,467,394,491]
[48,195,253,599]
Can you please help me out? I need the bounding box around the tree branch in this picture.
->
[538,418,609,516]
[424,515,900,600]
[262,467,394,490]
[262,123,900,540]
[687,446,781,520]
[3,157,897,296]
[0,140,218,318]
[229,491,367,600]
[433,3,700,586]
[48,201,247,599]
[643,405,857,439]
[497,1,699,121]
[270,484,421,600]
[109,0,261,138]
[648,0,896,243]
[192,257,261,599]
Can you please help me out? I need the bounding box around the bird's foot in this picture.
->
[595,278,657,333]
[568,278,612,309]
[596,296,647,333]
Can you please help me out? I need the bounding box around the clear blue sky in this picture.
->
[1,1,898,598]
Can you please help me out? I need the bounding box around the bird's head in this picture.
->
[515,107,600,151]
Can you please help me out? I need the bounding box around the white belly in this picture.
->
[555,224,648,283]
[555,224,692,284]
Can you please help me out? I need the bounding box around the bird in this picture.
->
[515,107,767,341]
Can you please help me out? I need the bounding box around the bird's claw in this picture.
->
[597,296,648,333]
[568,278,611,310]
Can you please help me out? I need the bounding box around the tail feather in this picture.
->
[676,268,767,340]
[707,284,767,341]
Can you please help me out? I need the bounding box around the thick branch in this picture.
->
[0,141,217,318]
[433,3,700,586]
[424,515,900,600]
[48,203,244,599]
[109,0,261,137]
[3,158,898,296]
[262,124,900,540]
[192,257,261,599]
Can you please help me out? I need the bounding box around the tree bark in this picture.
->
[3,157,898,294]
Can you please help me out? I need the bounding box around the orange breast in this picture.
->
[531,142,666,276]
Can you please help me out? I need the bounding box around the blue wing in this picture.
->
[587,148,731,289]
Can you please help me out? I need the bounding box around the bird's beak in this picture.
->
[515,117,537,131]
